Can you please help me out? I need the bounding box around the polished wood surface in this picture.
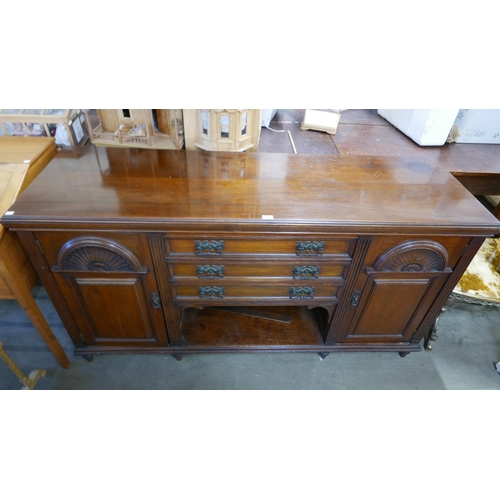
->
[3,146,500,360]
[0,136,58,164]
[181,306,324,347]
[331,111,500,196]
[3,147,500,234]
[0,164,27,240]
[0,137,70,368]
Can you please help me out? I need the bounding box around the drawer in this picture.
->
[174,284,340,300]
[170,262,347,280]
[166,237,353,257]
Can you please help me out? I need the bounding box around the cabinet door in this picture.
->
[52,236,168,347]
[337,240,451,344]
[339,272,448,343]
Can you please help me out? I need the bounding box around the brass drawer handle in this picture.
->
[199,286,225,299]
[289,286,315,300]
[296,241,325,256]
[293,265,320,279]
[197,264,225,279]
[195,240,225,256]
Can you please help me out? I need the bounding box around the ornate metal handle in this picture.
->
[197,264,225,279]
[296,241,325,256]
[199,286,225,299]
[195,240,225,256]
[152,292,161,308]
[350,290,361,306]
[293,265,320,280]
[289,286,315,300]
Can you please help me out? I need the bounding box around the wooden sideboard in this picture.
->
[2,147,500,361]
[0,137,70,368]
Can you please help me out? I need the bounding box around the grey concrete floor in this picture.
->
[1,283,500,389]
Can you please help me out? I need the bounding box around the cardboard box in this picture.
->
[453,109,500,144]
[377,109,459,146]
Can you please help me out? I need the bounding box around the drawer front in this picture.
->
[174,284,340,300]
[166,238,353,257]
[170,262,346,280]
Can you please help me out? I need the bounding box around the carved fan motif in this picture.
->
[63,246,134,272]
[373,241,448,273]
[379,249,444,272]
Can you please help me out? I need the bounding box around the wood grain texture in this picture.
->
[148,233,183,345]
[412,237,485,343]
[17,231,84,348]
[3,147,500,236]
[0,138,69,368]
[4,146,500,358]
[0,237,70,368]
[0,137,56,164]
[331,112,500,196]
[0,164,27,240]
[181,306,324,347]
[325,237,372,343]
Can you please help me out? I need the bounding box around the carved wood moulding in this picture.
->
[57,237,143,272]
[373,240,449,273]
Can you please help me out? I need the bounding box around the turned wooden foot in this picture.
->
[82,355,94,363]
[318,352,329,360]
[172,354,183,361]
[425,296,455,352]
[398,352,410,358]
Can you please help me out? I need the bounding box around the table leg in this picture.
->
[0,259,70,368]
[425,305,447,351]
[0,341,46,389]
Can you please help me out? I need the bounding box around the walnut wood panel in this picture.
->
[325,237,372,343]
[412,237,485,343]
[3,148,500,236]
[170,262,346,279]
[334,239,455,343]
[17,231,85,348]
[48,234,168,347]
[167,237,352,256]
[148,233,183,346]
[181,306,324,347]
[351,277,430,336]
[361,235,470,273]
[174,284,339,299]
[53,273,166,346]
[341,273,448,343]
[34,231,150,269]
[3,148,500,359]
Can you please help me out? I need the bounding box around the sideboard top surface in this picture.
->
[2,147,500,235]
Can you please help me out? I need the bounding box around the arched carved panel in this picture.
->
[373,240,448,272]
[57,237,143,272]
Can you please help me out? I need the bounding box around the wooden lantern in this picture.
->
[184,109,261,152]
